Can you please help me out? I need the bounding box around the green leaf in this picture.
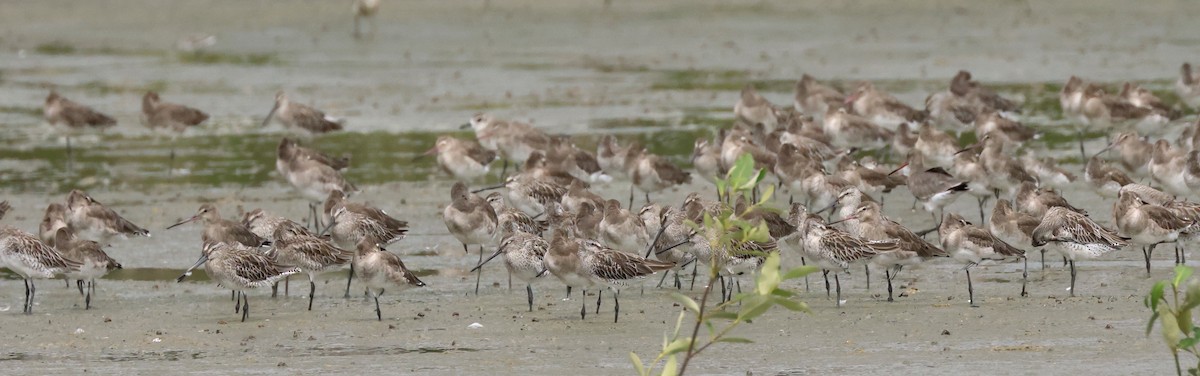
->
[1184,280,1200,312]
[661,355,679,376]
[738,295,773,321]
[1148,281,1167,310]
[1181,337,1199,350]
[716,337,754,344]
[770,288,796,298]
[756,252,782,295]
[708,311,739,321]
[1163,308,1184,351]
[756,185,775,206]
[662,338,692,356]
[1176,265,1194,288]
[629,352,646,376]
[782,266,819,281]
[1147,311,1161,337]
[670,293,701,313]
[672,310,687,339]
[773,296,810,312]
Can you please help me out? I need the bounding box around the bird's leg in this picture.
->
[613,289,621,323]
[76,280,84,296]
[285,276,289,296]
[66,136,74,174]
[65,278,70,289]
[580,289,587,320]
[344,263,356,298]
[823,270,831,299]
[1069,260,1077,298]
[801,257,810,292]
[565,286,571,300]
[967,267,978,308]
[835,273,842,308]
[1144,245,1155,277]
[977,196,988,224]
[885,269,894,302]
[720,275,727,302]
[234,291,241,313]
[1040,249,1047,270]
[526,284,534,312]
[674,271,682,290]
[595,289,602,314]
[23,279,30,314]
[1021,256,1029,297]
[500,160,509,179]
[29,280,37,314]
[475,245,484,295]
[628,184,635,210]
[689,262,698,290]
[308,277,316,311]
[241,294,249,322]
[375,294,383,321]
[864,264,870,290]
[85,280,92,310]
[1077,128,1087,162]
[657,271,670,288]
[645,192,651,207]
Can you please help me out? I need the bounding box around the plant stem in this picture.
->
[678,272,716,374]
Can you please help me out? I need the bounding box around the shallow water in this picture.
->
[2,0,1199,374]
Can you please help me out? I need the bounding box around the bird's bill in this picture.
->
[887,162,909,176]
[166,215,201,230]
[459,122,472,130]
[176,254,208,283]
[826,215,857,226]
[261,104,279,127]
[815,201,837,214]
[954,144,979,155]
[843,92,861,105]
[421,145,438,157]
[470,184,505,194]
[469,248,505,273]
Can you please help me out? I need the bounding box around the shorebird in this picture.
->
[178,241,300,322]
[938,213,1023,307]
[65,189,150,244]
[1080,85,1169,146]
[324,190,408,296]
[961,132,1035,198]
[168,204,270,248]
[1097,131,1152,178]
[278,140,357,229]
[1013,182,1085,220]
[1032,207,1128,297]
[631,150,691,208]
[354,238,426,320]
[949,70,1020,111]
[837,158,905,203]
[598,199,650,254]
[38,203,69,246]
[0,201,9,221]
[43,91,116,167]
[845,82,926,129]
[987,199,1038,293]
[464,113,552,177]
[442,182,498,294]
[692,136,726,190]
[794,74,844,120]
[1113,189,1196,276]
[577,235,674,322]
[485,192,545,236]
[734,85,778,130]
[891,122,918,158]
[53,228,121,309]
[561,180,604,215]
[241,208,298,242]
[425,136,496,181]
[1019,153,1076,191]
[270,221,354,310]
[914,122,960,170]
[142,91,209,172]
[278,138,350,173]
[262,91,344,133]
[1,227,81,314]
[1178,63,1200,109]
[141,91,207,133]
[597,135,642,181]
[486,174,566,217]
[890,154,970,233]
[974,111,1035,145]
[574,201,604,240]
[797,219,897,307]
[837,201,946,301]
[352,0,380,39]
[1120,82,1179,126]
[471,220,548,311]
[1085,152,1135,199]
[1149,140,1191,197]
[822,107,894,150]
[950,149,993,223]
[520,151,588,188]
[545,138,609,183]
[639,203,697,289]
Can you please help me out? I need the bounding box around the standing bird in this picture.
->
[1,227,81,314]
[142,91,208,172]
[1178,63,1200,109]
[325,190,408,297]
[53,228,122,309]
[425,136,497,181]
[471,220,548,312]
[631,150,692,208]
[352,0,381,40]
[177,242,300,322]
[39,203,69,246]
[262,91,344,133]
[354,238,426,321]
[889,154,970,234]
[43,91,116,172]
[278,140,357,230]
[464,113,552,177]
[1032,207,1128,297]
[837,201,946,301]
[65,189,151,244]
[799,220,897,307]
[442,182,498,295]
[598,199,650,254]
[167,204,270,248]
[270,222,354,310]
[938,213,1024,307]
